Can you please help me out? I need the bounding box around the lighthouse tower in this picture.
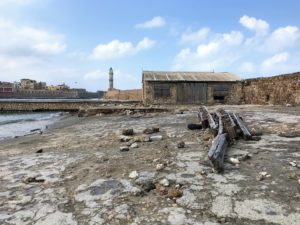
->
[108,67,114,91]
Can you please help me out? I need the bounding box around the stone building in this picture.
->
[0,82,14,98]
[142,71,241,105]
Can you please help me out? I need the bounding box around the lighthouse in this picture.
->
[108,67,114,91]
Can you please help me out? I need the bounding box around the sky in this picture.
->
[0,0,300,91]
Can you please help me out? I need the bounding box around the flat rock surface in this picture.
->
[0,105,299,225]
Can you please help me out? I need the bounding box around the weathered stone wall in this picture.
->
[241,72,300,106]
[103,89,142,101]
[143,81,177,105]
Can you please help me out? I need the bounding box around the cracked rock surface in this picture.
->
[0,105,299,225]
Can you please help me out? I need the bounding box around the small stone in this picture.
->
[156,164,164,171]
[129,171,139,179]
[36,149,43,153]
[120,146,129,152]
[150,135,162,141]
[143,126,160,134]
[159,178,170,187]
[130,143,139,148]
[167,187,182,198]
[120,136,132,142]
[177,141,185,148]
[229,157,240,164]
[141,181,156,192]
[289,162,297,167]
[133,135,150,142]
[122,128,134,136]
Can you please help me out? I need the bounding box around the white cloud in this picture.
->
[33,42,66,55]
[180,27,210,43]
[239,15,269,35]
[90,37,156,60]
[261,52,289,71]
[174,15,300,76]
[135,16,166,29]
[263,26,300,52]
[0,0,36,8]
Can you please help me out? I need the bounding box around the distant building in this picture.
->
[142,71,241,105]
[0,82,14,98]
[47,83,69,91]
[19,79,37,89]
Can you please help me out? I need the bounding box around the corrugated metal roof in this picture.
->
[143,71,241,82]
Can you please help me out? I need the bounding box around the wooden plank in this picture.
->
[232,113,252,140]
[216,108,237,140]
[208,133,228,172]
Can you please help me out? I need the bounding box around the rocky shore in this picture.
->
[0,105,299,225]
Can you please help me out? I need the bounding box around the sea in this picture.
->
[0,112,63,140]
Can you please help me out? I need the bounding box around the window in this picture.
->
[154,83,170,98]
[213,84,229,102]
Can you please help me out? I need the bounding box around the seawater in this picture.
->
[0,112,63,140]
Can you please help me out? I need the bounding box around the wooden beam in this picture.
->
[232,113,252,140]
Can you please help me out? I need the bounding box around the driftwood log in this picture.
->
[208,133,228,172]
[232,113,252,140]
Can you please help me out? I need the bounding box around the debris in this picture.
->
[159,178,170,187]
[251,136,262,141]
[143,126,160,134]
[150,135,162,141]
[229,157,240,164]
[120,135,132,142]
[122,128,134,136]
[156,163,165,171]
[167,187,183,198]
[177,141,185,148]
[120,146,129,152]
[187,123,202,130]
[141,181,156,192]
[133,135,150,142]
[24,177,45,183]
[36,149,43,153]
[130,143,139,148]
[129,171,139,179]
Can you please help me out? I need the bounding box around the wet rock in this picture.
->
[187,123,202,130]
[156,163,165,171]
[122,128,134,136]
[129,171,139,179]
[130,143,139,148]
[120,146,129,152]
[177,141,185,148]
[143,126,160,134]
[36,149,43,153]
[159,178,170,187]
[141,181,156,192]
[150,135,163,141]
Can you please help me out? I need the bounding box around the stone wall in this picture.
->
[241,72,300,106]
[103,89,142,101]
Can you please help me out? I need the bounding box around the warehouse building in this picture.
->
[142,71,241,105]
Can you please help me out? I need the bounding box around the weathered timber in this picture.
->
[208,133,228,172]
[216,108,237,140]
[232,113,252,140]
[199,106,218,130]
[198,107,209,128]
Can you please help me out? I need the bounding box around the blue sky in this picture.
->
[0,0,299,91]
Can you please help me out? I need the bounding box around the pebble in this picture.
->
[122,128,134,136]
[156,163,164,171]
[120,136,132,142]
[159,178,170,187]
[130,143,139,148]
[120,146,129,152]
[177,141,185,148]
[229,157,240,164]
[289,162,297,167]
[129,171,139,179]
